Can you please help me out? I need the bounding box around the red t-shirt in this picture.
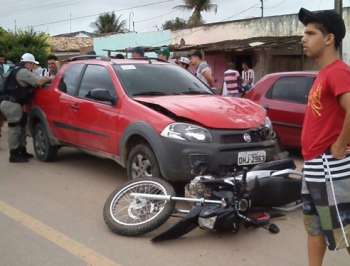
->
[302,60,350,160]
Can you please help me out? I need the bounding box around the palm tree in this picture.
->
[92,12,126,34]
[162,17,188,31]
[175,0,217,27]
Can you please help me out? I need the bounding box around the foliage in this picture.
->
[0,28,50,64]
[175,0,217,27]
[92,12,126,34]
[162,17,188,31]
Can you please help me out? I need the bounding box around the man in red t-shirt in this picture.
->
[299,7,350,266]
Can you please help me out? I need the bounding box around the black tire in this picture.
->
[33,123,58,162]
[103,177,175,236]
[127,143,161,180]
[268,223,280,234]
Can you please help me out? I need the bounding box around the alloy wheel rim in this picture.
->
[131,154,153,179]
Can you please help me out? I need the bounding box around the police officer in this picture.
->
[0,53,50,163]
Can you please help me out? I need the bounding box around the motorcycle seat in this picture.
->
[250,159,296,171]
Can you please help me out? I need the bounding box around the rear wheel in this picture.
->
[33,123,58,161]
[103,177,175,236]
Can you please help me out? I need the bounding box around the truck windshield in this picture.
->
[113,63,213,97]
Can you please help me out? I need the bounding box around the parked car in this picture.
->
[29,56,283,182]
[245,71,317,149]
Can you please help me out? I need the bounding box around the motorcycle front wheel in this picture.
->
[103,177,176,236]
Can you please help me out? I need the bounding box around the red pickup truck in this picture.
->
[29,57,283,182]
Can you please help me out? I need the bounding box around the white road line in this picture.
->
[0,200,121,266]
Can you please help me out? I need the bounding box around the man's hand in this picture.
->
[330,141,347,159]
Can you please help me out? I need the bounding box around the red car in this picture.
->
[29,56,282,182]
[245,71,317,149]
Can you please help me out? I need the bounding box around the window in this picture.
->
[59,64,84,95]
[266,76,315,104]
[78,65,115,99]
[113,64,213,97]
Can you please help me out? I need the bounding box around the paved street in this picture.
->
[0,133,348,266]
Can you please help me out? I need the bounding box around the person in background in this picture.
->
[241,62,255,92]
[87,50,96,55]
[0,54,5,75]
[32,61,46,78]
[46,54,60,78]
[222,62,241,97]
[178,56,190,70]
[157,47,170,62]
[115,54,125,59]
[131,47,145,59]
[190,50,215,90]
[0,54,6,139]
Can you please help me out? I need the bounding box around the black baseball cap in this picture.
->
[298,8,346,46]
[131,46,145,56]
[190,50,203,59]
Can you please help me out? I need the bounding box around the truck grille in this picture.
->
[220,128,272,144]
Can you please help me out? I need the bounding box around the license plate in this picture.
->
[237,150,266,166]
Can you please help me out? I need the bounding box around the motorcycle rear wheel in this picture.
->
[103,177,176,236]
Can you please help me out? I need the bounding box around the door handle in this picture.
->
[70,103,79,110]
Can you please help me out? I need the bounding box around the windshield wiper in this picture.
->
[180,90,212,95]
[132,91,168,96]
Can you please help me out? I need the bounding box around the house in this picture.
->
[93,8,350,89]
[93,30,172,57]
[53,31,99,38]
[49,36,94,60]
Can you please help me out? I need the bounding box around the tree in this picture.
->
[162,17,188,31]
[175,0,217,27]
[92,12,126,34]
[0,28,50,64]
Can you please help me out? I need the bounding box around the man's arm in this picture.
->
[36,76,51,87]
[202,69,215,88]
[17,69,50,88]
[331,92,350,159]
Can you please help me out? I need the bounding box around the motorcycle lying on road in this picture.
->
[103,159,302,242]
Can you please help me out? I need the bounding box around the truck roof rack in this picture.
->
[126,57,169,64]
[69,55,111,62]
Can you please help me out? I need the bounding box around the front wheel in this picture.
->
[127,144,161,180]
[103,177,175,236]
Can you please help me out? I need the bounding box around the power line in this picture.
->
[265,0,288,9]
[135,9,178,23]
[0,0,81,17]
[149,3,260,47]
[30,0,179,28]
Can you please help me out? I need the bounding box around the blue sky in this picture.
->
[0,0,349,35]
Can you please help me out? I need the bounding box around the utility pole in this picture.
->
[129,11,135,32]
[14,19,17,35]
[260,0,264,18]
[69,12,72,33]
[335,0,343,58]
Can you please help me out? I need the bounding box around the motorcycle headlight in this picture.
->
[161,123,212,143]
[198,216,217,230]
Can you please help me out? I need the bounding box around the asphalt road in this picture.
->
[0,134,348,266]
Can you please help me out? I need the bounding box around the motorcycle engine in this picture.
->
[185,176,213,198]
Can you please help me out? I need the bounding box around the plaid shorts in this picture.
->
[302,153,350,250]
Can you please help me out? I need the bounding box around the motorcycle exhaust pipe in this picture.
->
[130,193,225,206]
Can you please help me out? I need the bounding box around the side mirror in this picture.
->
[87,88,116,104]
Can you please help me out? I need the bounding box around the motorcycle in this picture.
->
[103,159,302,242]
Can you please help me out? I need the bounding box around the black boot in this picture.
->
[18,146,34,159]
[9,149,29,163]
